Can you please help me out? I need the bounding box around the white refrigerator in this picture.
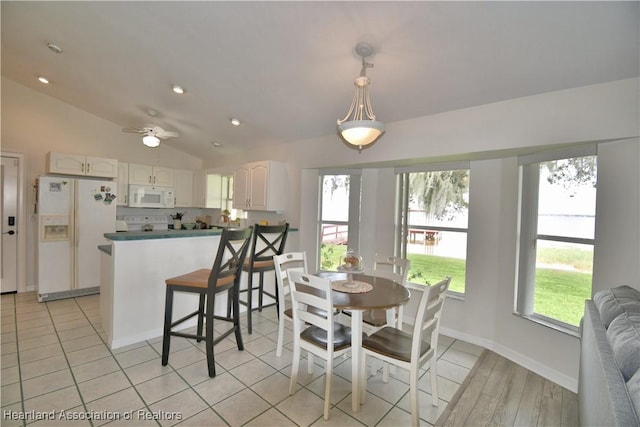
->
[37,176,116,301]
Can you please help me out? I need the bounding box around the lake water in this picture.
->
[537,214,595,239]
[407,214,595,258]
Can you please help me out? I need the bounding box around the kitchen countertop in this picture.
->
[98,244,112,255]
[104,226,297,241]
[104,228,225,241]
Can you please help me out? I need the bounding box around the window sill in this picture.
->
[516,313,580,338]
[446,291,465,302]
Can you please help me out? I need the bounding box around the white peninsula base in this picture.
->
[100,234,229,349]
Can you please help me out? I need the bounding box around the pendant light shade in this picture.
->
[337,42,385,151]
[337,120,385,146]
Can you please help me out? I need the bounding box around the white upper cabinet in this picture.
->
[192,169,207,208]
[47,152,118,178]
[233,165,250,210]
[116,162,129,206]
[128,164,174,187]
[174,169,193,207]
[233,160,287,211]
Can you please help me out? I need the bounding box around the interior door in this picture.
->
[1,156,19,293]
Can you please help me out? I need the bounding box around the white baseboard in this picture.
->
[439,326,578,393]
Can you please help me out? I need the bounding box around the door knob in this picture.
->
[2,230,15,235]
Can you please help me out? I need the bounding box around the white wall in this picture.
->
[1,77,203,290]
[204,78,639,170]
[592,139,640,291]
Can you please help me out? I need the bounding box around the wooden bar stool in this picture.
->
[161,227,252,377]
[238,223,289,334]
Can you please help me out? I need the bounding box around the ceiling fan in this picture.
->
[122,125,179,147]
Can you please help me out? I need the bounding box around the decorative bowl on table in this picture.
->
[338,250,364,272]
[183,223,196,230]
[336,251,364,288]
[337,251,364,275]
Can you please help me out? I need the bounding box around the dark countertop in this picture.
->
[104,227,297,241]
[98,244,112,255]
[104,228,224,241]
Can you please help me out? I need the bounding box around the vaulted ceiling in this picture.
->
[2,1,638,158]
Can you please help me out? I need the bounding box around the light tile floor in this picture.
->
[1,292,482,426]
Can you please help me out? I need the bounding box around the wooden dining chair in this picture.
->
[341,255,410,335]
[288,271,353,420]
[238,223,289,334]
[365,254,410,332]
[273,251,308,357]
[361,276,451,427]
[161,227,253,378]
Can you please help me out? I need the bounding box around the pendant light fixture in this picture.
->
[337,42,385,152]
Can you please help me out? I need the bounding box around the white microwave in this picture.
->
[128,185,175,208]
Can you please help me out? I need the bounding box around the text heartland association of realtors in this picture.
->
[2,409,183,422]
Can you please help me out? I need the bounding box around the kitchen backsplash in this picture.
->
[116,206,287,227]
[116,206,218,224]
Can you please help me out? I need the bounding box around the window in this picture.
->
[207,174,242,218]
[516,147,597,330]
[396,164,469,293]
[318,172,361,271]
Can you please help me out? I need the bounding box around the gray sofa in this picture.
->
[578,285,640,426]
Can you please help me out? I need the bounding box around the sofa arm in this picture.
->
[578,300,639,426]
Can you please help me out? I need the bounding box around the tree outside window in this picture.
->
[318,173,361,271]
[399,168,469,293]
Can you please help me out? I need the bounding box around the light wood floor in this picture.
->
[436,350,579,427]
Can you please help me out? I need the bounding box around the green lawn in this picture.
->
[406,254,466,293]
[321,243,591,327]
[534,268,591,326]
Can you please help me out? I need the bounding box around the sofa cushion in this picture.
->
[593,286,640,328]
[628,369,640,419]
[606,312,640,381]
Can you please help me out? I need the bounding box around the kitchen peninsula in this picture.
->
[101,228,228,349]
[100,227,296,349]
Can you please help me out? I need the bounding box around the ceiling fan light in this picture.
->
[337,120,385,147]
[142,134,160,147]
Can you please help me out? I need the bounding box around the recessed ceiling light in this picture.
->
[211,142,223,148]
[47,43,63,54]
[230,118,240,126]
[172,85,185,94]
[38,76,49,84]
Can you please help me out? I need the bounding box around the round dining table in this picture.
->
[318,272,411,412]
